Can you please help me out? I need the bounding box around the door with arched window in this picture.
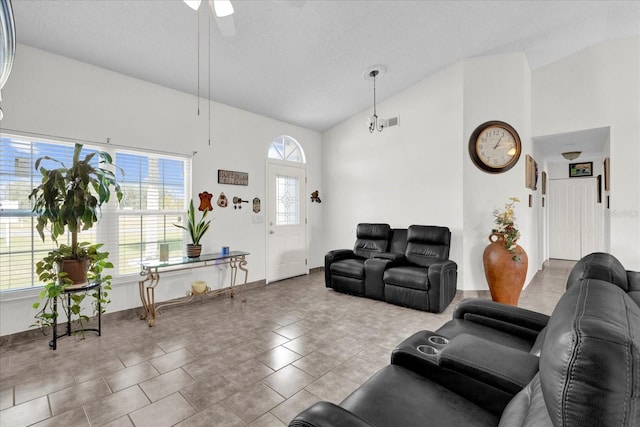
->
[266,136,307,283]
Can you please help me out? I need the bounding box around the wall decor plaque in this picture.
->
[218,169,249,186]
[569,162,593,178]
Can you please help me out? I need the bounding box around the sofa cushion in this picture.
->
[540,279,640,426]
[353,223,391,259]
[498,373,552,427]
[405,225,451,267]
[341,365,499,427]
[330,258,365,279]
[383,266,429,290]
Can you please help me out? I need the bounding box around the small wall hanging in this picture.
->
[233,196,249,209]
[198,191,213,211]
[569,162,593,177]
[311,190,321,203]
[218,169,249,186]
[217,192,228,208]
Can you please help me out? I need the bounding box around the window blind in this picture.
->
[0,134,191,291]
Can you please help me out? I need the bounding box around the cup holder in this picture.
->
[416,345,439,356]
[428,335,449,346]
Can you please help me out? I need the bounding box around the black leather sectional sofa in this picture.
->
[325,223,458,312]
[293,252,640,426]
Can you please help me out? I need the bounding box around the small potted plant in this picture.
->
[174,199,211,258]
[29,143,123,335]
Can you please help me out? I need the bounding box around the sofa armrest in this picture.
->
[452,299,550,338]
[426,260,458,312]
[289,401,374,427]
[372,252,405,262]
[438,333,539,395]
[363,257,397,300]
[325,249,357,288]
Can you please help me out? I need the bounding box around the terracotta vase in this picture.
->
[482,233,528,306]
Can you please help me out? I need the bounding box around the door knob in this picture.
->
[269,230,274,234]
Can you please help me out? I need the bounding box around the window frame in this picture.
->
[0,133,191,292]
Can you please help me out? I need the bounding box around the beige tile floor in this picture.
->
[0,259,575,427]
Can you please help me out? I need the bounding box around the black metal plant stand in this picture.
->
[49,282,102,350]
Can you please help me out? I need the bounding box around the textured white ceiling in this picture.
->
[10,0,640,132]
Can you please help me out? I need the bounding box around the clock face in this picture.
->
[469,121,521,173]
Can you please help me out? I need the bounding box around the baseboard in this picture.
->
[0,278,267,347]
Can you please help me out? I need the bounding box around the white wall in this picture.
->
[462,53,539,291]
[322,52,540,292]
[532,37,640,269]
[322,62,465,281]
[0,45,322,336]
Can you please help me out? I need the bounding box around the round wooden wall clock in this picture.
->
[469,121,522,173]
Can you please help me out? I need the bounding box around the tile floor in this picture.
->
[0,259,575,427]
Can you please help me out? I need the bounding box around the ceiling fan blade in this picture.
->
[211,0,234,17]
[183,0,202,11]
[215,14,236,37]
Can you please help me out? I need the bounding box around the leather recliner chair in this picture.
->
[324,223,391,297]
[290,275,640,426]
[431,252,639,354]
[381,225,457,313]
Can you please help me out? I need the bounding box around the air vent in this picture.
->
[383,116,400,128]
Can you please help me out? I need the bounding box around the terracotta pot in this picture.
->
[186,244,202,258]
[59,258,90,285]
[482,233,528,306]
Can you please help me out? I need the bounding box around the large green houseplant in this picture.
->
[174,199,211,258]
[29,143,123,333]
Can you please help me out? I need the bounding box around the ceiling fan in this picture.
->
[183,0,237,37]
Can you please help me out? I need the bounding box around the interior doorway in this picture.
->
[548,178,603,260]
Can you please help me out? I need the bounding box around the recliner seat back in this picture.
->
[404,225,451,267]
[353,223,391,259]
[502,278,640,426]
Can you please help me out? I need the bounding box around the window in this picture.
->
[275,174,300,226]
[0,134,191,291]
[268,135,305,163]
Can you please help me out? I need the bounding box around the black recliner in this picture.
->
[324,223,391,296]
[432,252,639,354]
[382,225,457,313]
[291,268,640,426]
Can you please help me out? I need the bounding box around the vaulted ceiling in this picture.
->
[11,1,640,132]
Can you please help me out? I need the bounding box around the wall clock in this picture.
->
[469,121,522,173]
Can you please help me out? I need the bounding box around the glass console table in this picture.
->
[138,251,249,326]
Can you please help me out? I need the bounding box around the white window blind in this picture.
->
[0,134,191,291]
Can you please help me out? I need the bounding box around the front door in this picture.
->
[267,161,307,283]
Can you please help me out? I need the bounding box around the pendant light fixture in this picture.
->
[363,65,398,133]
[365,66,384,133]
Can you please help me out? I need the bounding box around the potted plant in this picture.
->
[33,242,114,334]
[482,197,529,306]
[174,199,211,258]
[29,143,123,334]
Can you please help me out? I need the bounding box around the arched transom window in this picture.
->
[268,135,306,163]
